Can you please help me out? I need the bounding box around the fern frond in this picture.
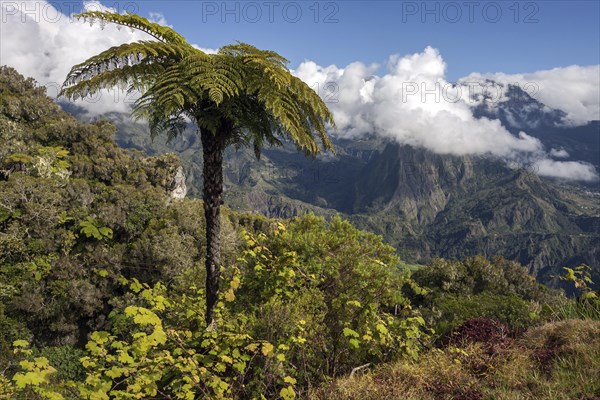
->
[186,54,243,105]
[75,11,188,44]
[62,41,187,87]
[60,63,165,100]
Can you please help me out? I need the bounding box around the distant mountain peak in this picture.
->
[468,81,568,130]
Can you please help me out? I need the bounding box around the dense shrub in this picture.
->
[232,215,429,386]
[37,345,87,381]
[410,256,561,337]
[412,256,553,301]
[0,67,225,356]
[432,292,536,336]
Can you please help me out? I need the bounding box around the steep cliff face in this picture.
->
[353,144,481,221]
[338,140,599,281]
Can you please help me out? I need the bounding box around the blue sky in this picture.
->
[48,0,600,80]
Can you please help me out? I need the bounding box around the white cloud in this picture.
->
[148,12,169,27]
[533,159,598,182]
[293,47,599,182]
[190,44,219,54]
[549,148,570,159]
[0,0,164,115]
[294,47,542,158]
[463,65,600,125]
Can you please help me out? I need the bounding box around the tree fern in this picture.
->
[61,11,335,327]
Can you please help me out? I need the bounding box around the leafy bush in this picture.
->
[37,345,86,381]
[551,265,600,321]
[410,256,561,337]
[412,256,553,301]
[232,215,430,387]
[0,304,31,368]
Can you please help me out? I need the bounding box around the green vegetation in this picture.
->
[409,256,561,336]
[314,252,600,400]
[312,319,600,400]
[1,66,421,398]
[1,65,599,399]
[61,11,335,326]
[549,265,600,321]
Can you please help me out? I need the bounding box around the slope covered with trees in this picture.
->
[0,66,426,398]
[1,68,598,399]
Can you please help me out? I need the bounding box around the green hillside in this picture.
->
[1,66,599,400]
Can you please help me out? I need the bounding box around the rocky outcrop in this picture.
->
[140,153,188,201]
[169,166,188,200]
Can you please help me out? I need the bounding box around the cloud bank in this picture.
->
[0,1,157,114]
[463,66,600,125]
[1,1,598,181]
[0,1,217,115]
[294,48,599,182]
[296,48,544,158]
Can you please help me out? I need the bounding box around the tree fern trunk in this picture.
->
[201,127,226,327]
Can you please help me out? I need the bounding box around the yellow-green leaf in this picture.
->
[261,342,274,356]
